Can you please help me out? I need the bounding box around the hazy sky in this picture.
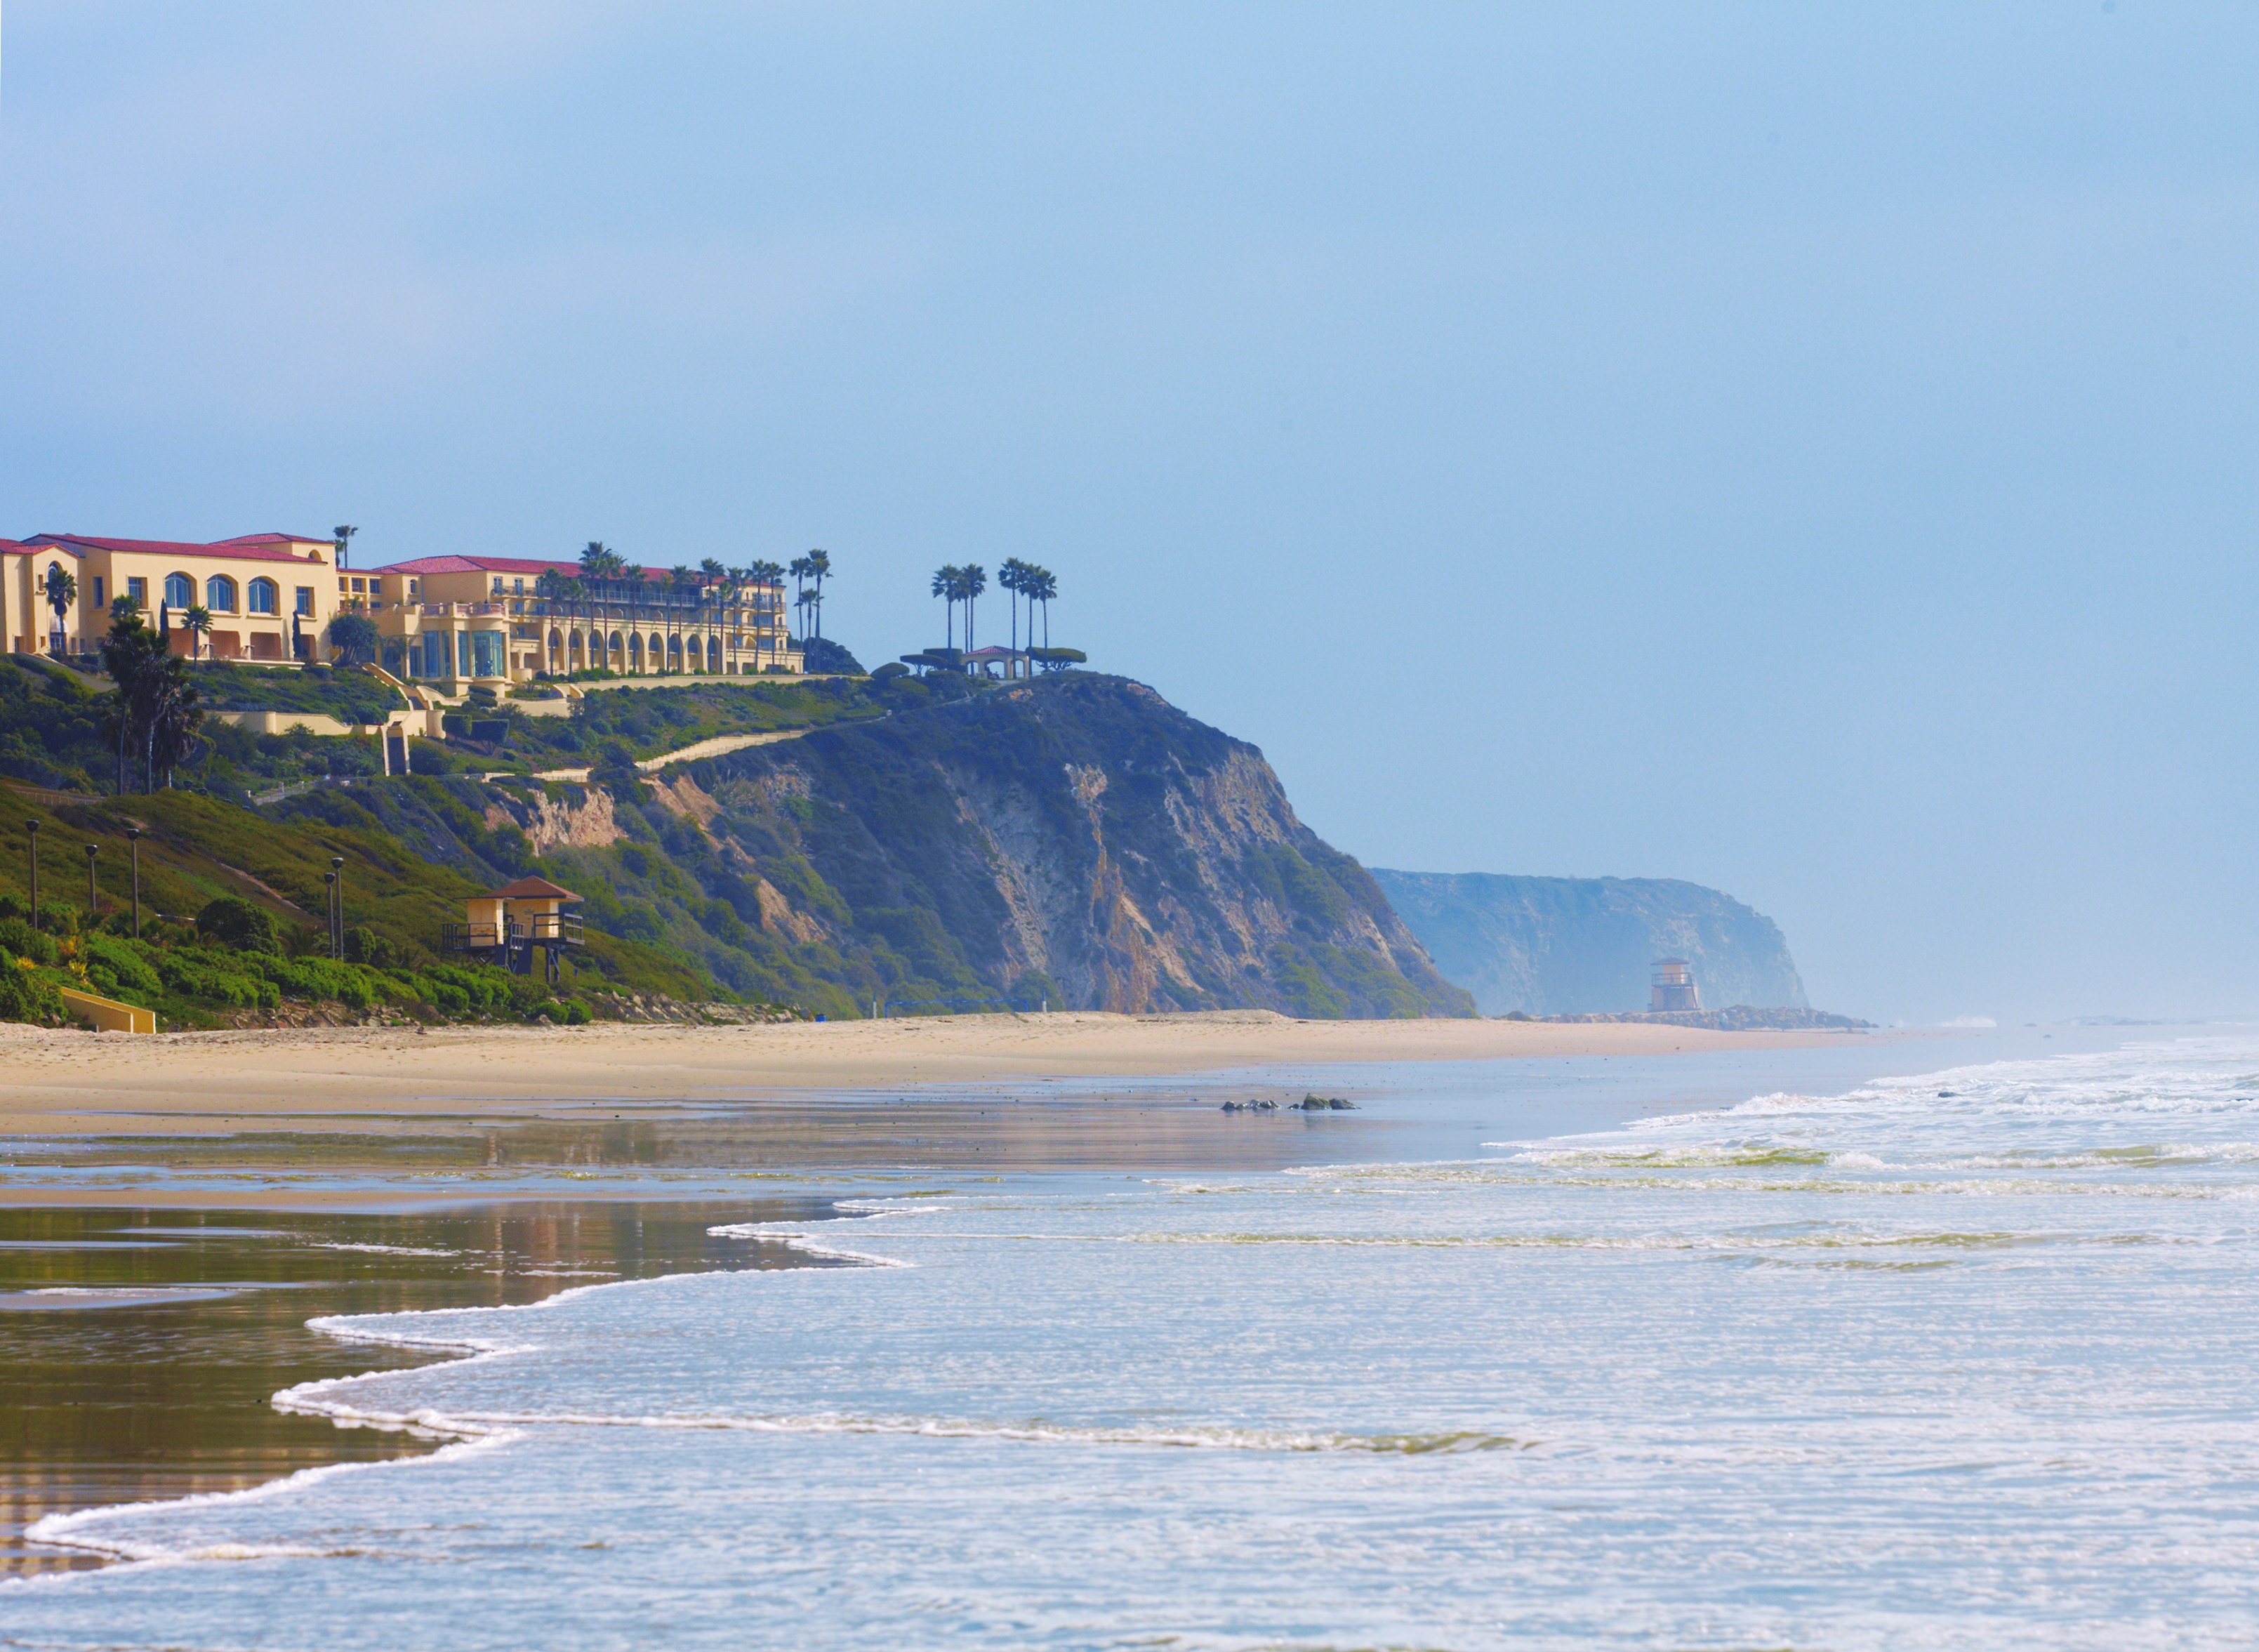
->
[4,3,2253,1024]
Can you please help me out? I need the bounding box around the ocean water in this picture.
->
[11,1035,2259,1648]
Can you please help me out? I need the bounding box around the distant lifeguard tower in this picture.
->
[1650,957,1702,1012]
[444,875,585,986]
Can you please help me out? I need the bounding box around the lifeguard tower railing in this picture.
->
[442,912,585,953]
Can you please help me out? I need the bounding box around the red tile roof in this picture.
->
[373,553,677,583]
[25,534,329,565]
[369,554,782,588]
[0,540,56,557]
[485,876,583,901]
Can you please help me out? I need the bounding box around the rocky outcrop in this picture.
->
[668,675,1471,1017]
[1369,870,1807,1017]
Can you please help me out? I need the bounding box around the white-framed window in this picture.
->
[164,572,194,609]
[206,575,237,613]
[248,579,279,615]
[295,586,314,616]
[126,576,147,607]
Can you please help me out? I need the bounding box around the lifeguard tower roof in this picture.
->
[485,875,583,901]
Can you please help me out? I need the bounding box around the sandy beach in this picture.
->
[0,1010,1886,1140]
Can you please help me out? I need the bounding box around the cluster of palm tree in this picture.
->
[929,564,987,656]
[789,550,830,645]
[98,597,203,792]
[998,559,1059,659]
[926,561,1062,670]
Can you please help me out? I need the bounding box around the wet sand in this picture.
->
[0,1198,841,1576]
[0,1010,1879,1142]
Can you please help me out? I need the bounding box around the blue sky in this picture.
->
[3,2,2253,1023]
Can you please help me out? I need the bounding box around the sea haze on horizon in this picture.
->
[1,3,2252,1026]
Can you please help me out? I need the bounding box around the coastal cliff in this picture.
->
[610,675,1471,1018]
[1368,869,1806,1017]
[259,674,1468,1019]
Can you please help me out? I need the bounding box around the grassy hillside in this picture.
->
[0,784,720,1029]
[0,654,886,802]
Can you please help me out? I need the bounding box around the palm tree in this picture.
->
[145,661,202,788]
[99,607,165,793]
[1026,565,1058,663]
[748,560,786,673]
[804,550,831,643]
[998,557,1033,672]
[961,563,986,658]
[182,604,213,661]
[332,524,357,571]
[788,555,814,645]
[931,564,960,655]
[42,563,77,656]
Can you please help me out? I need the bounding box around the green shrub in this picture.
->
[197,896,280,956]
[343,926,399,968]
[82,934,161,999]
[0,916,58,967]
[0,962,65,1025]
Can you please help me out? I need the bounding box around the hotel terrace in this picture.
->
[352,555,802,686]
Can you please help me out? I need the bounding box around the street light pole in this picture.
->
[84,843,98,921]
[128,828,141,939]
[323,871,338,958]
[330,855,345,959]
[25,820,39,932]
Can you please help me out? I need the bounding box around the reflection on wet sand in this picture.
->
[0,1199,840,1576]
[3,1090,1388,1189]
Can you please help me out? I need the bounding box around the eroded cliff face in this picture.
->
[668,676,1470,1017]
[1367,869,1808,1017]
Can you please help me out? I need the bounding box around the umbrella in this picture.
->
[158,602,169,636]
[291,610,303,660]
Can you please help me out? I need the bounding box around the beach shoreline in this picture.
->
[0,1009,1897,1144]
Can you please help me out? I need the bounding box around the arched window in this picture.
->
[607,631,622,654]
[205,575,237,613]
[247,579,278,616]
[164,572,194,609]
[627,634,642,659]
[667,634,682,658]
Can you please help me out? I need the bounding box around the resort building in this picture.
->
[10,533,340,661]
[357,555,802,688]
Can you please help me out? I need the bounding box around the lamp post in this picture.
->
[25,820,39,932]
[128,828,142,939]
[84,843,98,920]
[330,855,345,959]
[323,871,338,958]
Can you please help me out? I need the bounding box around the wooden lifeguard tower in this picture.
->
[444,875,585,985]
[1650,957,1702,1012]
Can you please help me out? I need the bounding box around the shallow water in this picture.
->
[11,1033,2259,1648]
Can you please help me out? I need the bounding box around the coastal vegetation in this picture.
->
[0,786,710,1029]
[0,583,1457,1029]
